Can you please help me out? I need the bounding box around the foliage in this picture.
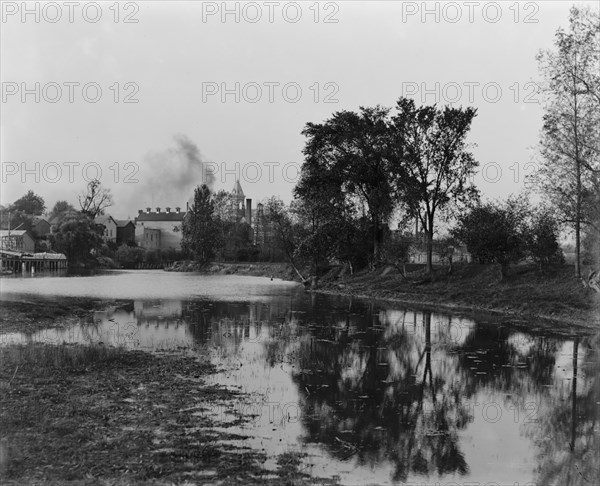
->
[10,190,46,215]
[49,212,103,264]
[1,190,46,230]
[181,185,222,264]
[300,106,398,266]
[78,179,114,219]
[116,244,145,267]
[391,97,479,272]
[524,208,564,266]
[451,197,528,275]
[536,5,600,276]
[49,200,75,222]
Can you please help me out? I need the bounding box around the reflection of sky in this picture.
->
[2,276,596,486]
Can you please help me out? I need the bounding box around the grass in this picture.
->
[0,343,340,485]
[318,263,600,328]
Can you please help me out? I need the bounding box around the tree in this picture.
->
[11,190,46,215]
[262,196,308,281]
[4,190,46,230]
[536,6,600,277]
[49,200,75,221]
[524,208,564,268]
[391,98,479,273]
[451,197,528,278]
[78,179,114,218]
[181,185,221,264]
[300,106,399,267]
[49,212,103,264]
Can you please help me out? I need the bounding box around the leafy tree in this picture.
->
[524,208,564,267]
[262,197,308,281]
[10,190,46,215]
[78,179,114,218]
[181,185,222,264]
[300,106,398,267]
[116,244,145,268]
[2,190,46,230]
[451,197,528,278]
[391,98,479,273]
[49,200,75,221]
[49,212,103,264]
[536,6,600,277]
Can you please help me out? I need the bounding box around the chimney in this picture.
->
[176,207,180,213]
[245,198,252,226]
[166,207,171,213]
[138,209,143,214]
[146,207,151,214]
[156,207,161,213]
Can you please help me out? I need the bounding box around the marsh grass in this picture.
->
[0,343,128,374]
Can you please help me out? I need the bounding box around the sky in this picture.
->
[2,0,598,219]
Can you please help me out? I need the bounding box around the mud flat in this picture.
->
[0,342,339,485]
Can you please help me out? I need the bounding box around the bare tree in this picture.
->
[78,179,114,219]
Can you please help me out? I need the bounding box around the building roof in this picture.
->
[0,230,31,237]
[231,180,245,198]
[135,212,186,222]
[94,215,117,226]
[31,216,49,226]
[114,219,135,227]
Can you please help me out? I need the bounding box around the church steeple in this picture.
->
[231,179,245,199]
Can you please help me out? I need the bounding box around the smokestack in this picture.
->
[176,207,180,214]
[166,207,171,213]
[146,207,151,214]
[245,198,252,226]
[138,209,143,214]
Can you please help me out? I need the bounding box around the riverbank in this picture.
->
[316,263,600,329]
[166,261,295,280]
[0,343,339,485]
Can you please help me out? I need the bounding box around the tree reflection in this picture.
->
[290,309,470,482]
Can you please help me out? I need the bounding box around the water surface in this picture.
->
[2,270,598,485]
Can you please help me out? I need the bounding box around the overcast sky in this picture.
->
[2,1,597,218]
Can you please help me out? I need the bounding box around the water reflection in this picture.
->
[2,292,598,485]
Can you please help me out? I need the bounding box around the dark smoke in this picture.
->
[123,134,214,215]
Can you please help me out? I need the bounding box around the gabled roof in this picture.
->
[94,215,117,226]
[31,216,49,226]
[114,219,135,227]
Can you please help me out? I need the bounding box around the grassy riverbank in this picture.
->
[317,263,600,329]
[0,343,338,485]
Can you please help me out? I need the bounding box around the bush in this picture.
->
[524,208,564,266]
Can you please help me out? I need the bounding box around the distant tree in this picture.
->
[536,6,600,277]
[11,190,46,215]
[116,244,145,268]
[78,179,113,218]
[262,196,308,281]
[391,98,479,273]
[451,197,528,278]
[49,200,75,221]
[181,185,221,264]
[49,212,103,264]
[524,208,564,268]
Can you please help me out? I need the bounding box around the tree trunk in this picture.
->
[425,227,434,274]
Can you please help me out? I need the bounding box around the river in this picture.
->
[1,270,598,485]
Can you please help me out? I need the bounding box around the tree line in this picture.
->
[184,7,599,281]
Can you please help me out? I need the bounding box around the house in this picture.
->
[0,230,35,253]
[115,220,136,246]
[94,215,118,243]
[30,216,51,237]
[135,207,185,250]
